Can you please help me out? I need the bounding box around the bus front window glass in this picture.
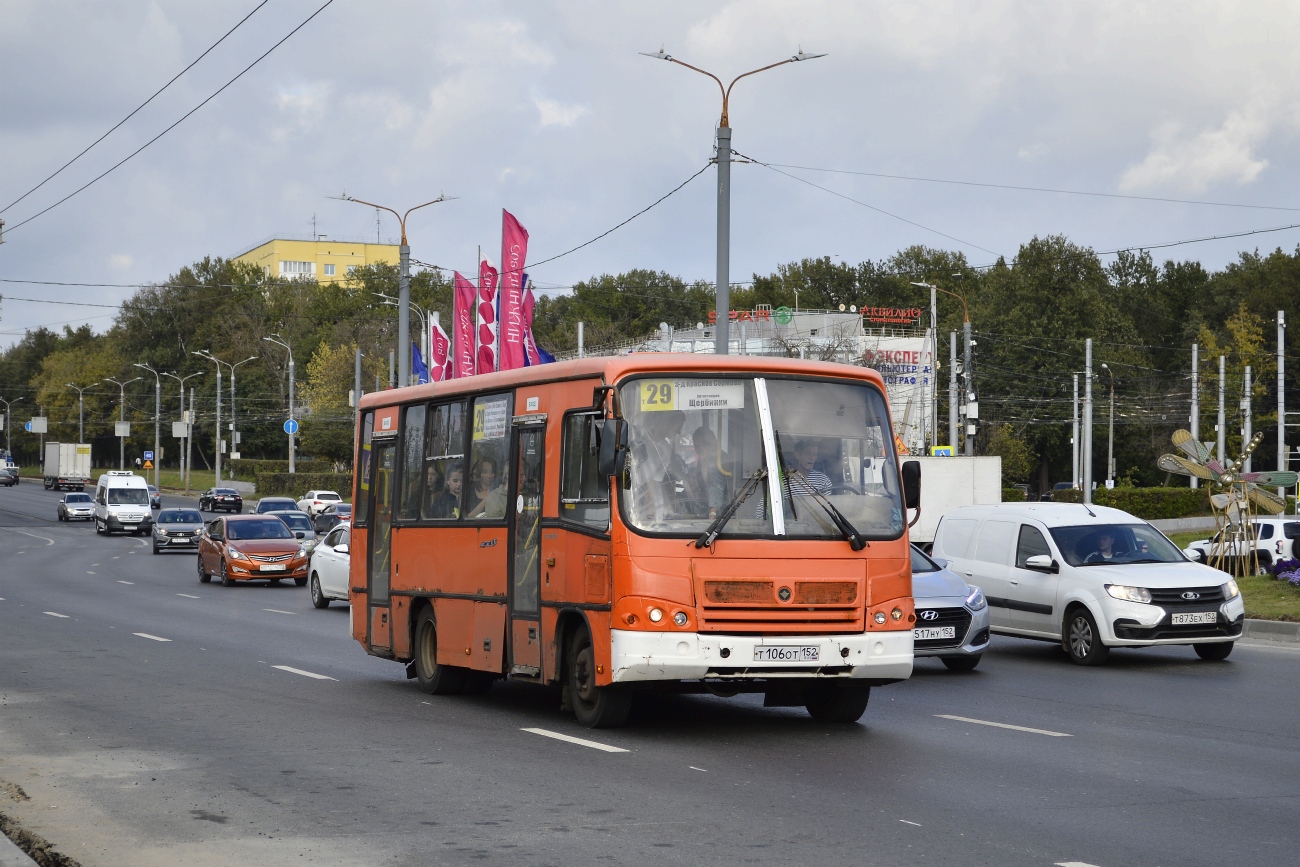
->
[467,394,512,520]
[618,378,769,535]
[560,413,609,531]
[421,401,467,520]
[355,411,374,526]
[765,379,905,539]
[398,404,426,521]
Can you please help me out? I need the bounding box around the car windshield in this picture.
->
[257,500,295,513]
[108,488,149,505]
[275,513,312,532]
[910,545,940,573]
[618,375,904,540]
[65,494,91,503]
[1048,523,1185,567]
[159,510,202,524]
[227,520,295,541]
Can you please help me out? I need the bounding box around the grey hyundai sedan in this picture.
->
[911,544,992,671]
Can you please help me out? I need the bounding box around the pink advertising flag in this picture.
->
[452,272,476,378]
[522,278,541,367]
[429,318,451,383]
[498,209,529,371]
[476,257,499,375]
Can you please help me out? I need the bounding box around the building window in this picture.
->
[279,260,315,278]
[323,264,336,276]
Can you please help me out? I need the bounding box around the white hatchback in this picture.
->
[308,524,351,609]
[297,489,341,517]
[931,503,1245,665]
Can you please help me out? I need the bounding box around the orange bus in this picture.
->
[351,354,921,727]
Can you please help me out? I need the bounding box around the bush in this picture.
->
[1002,487,1028,502]
[1047,486,1208,519]
[229,458,333,478]
[255,472,353,500]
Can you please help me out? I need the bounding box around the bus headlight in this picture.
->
[874,611,887,624]
[673,611,688,627]
[648,608,664,623]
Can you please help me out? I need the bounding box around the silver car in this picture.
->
[58,491,95,521]
[268,510,319,558]
[911,544,991,671]
[152,508,205,554]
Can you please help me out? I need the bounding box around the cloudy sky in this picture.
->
[2,0,1298,345]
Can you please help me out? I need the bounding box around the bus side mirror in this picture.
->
[597,419,628,477]
[901,460,921,511]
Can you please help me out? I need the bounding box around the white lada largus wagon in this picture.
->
[931,503,1244,665]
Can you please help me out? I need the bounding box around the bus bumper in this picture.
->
[609,630,913,683]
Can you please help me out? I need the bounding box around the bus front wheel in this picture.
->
[413,608,467,695]
[566,629,631,728]
[803,683,871,723]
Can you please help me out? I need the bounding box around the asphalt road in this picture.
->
[2,479,1299,867]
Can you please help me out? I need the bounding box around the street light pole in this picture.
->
[103,376,140,470]
[133,365,161,489]
[162,371,204,491]
[1101,363,1114,486]
[263,336,296,473]
[343,195,452,387]
[642,48,826,355]
[0,397,23,456]
[377,293,429,382]
[65,381,99,444]
[229,356,256,470]
[193,352,222,485]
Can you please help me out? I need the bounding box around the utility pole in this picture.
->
[1243,365,1253,472]
[963,320,974,456]
[929,282,938,452]
[949,331,958,453]
[1279,311,1286,496]
[1190,343,1199,489]
[187,387,195,491]
[263,336,295,473]
[133,364,161,489]
[162,370,203,491]
[66,381,99,444]
[1083,339,1093,504]
[642,48,825,355]
[354,348,363,414]
[0,397,23,457]
[1217,355,1226,464]
[1072,373,1080,489]
[1101,363,1114,486]
[104,376,140,471]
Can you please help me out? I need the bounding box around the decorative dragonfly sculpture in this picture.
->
[1158,430,1295,517]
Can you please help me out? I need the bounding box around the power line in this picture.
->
[2,0,335,236]
[0,1,269,216]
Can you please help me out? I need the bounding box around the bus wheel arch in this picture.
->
[564,619,631,728]
[412,604,467,695]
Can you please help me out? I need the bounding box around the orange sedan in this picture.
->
[197,514,310,587]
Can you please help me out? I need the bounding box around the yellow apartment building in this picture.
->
[232,237,400,283]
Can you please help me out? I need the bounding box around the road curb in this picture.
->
[0,828,39,867]
[1243,618,1300,643]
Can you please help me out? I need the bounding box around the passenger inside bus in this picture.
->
[468,455,507,519]
[681,425,728,519]
[428,463,463,519]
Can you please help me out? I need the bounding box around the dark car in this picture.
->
[253,497,298,515]
[1043,482,1076,501]
[147,485,162,509]
[313,502,352,534]
[0,466,18,487]
[197,514,310,587]
[152,508,205,554]
[199,487,243,513]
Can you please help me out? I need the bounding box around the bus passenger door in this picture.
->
[366,441,396,653]
[508,422,545,677]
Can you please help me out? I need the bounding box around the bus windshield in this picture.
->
[618,375,904,540]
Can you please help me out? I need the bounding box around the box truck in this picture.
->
[909,456,1003,548]
[44,442,92,491]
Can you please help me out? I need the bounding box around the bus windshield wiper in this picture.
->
[795,476,867,552]
[694,468,767,549]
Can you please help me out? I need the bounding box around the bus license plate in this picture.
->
[914,626,956,641]
[1172,611,1217,625]
[260,564,286,572]
[753,645,819,662]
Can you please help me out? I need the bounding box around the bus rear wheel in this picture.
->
[803,683,871,723]
[413,608,467,695]
[566,628,631,728]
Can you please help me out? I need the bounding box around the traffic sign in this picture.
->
[143,450,154,461]
[284,419,299,435]
[24,421,31,432]
[142,460,154,470]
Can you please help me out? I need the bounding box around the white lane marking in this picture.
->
[134,633,171,642]
[44,612,69,618]
[272,665,336,681]
[0,528,54,545]
[521,727,629,753]
[900,820,922,827]
[262,608,296,615]
[689,766,707,772]
[1056,863,1103,867]
[176,593,200,599]
[111,556,119,559]
[116,580,132,585]
[87,571,96,575]
[935,714,1072,737]
[91,563,100,567]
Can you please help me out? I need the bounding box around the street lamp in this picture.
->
[162,370,204,492]
[133,364,162,489]
[263,335,296,473]
[196,351,257,480]
[0,396,22,456]
[342,195,452,387]
[65,381,99,444]
[1101,363,1115,486]
[911,280,973,455]
[642,47,825,355]
[103,376,141,471]
[375,292,429,381]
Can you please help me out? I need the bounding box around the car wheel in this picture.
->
[413,607,467,695]
[567,627,631,728]
[310,574,330,609]
[95,518,105,535]
[197,555,211,584]
[152,544,160,555]
[803,683,871,723]
[1064,606,1109,666]
[293,575,308,587]
[1194,641,1234,661]
[941,655,982,672]
[221,560,235,587]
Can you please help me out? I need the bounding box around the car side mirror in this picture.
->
[596,418,628,477]
[901,460,921,511]
[335,543,349,554]
[931,556,948,569]
[295,531,306,540]
[1025,554,1059,573]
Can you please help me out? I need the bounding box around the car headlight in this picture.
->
[1105,584,1152,604]
[297,547,309,558]
[964,586,987,611]
[1221,579,1240,600]
[156,528,167,536]
[227,547,246,560]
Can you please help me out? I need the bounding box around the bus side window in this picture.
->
[560,412,610,531]
[355,410,374,526]
[421,401,467,521]
[467,394,512,520]
[398,404,427,521]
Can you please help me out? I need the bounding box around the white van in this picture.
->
[93,471,154,536]
[931,503,1244,665]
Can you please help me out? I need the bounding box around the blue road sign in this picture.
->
[283,419,299,435]
[24,421,32,432]
[143,450,154,460]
